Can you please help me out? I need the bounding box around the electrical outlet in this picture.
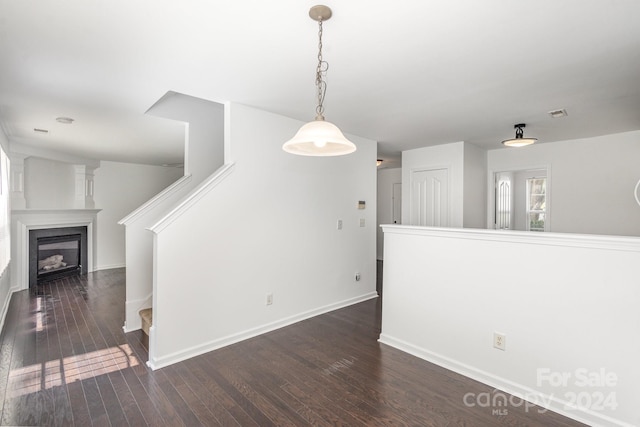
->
[337,219,343,230]
[359,218,365,227]
[266,293,273,306]
[355,272,361,281]
[494,332,506,351]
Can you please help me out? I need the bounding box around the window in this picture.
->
[526,177,546,232]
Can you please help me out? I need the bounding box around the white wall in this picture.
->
[381,225,640,427]
[0,127,12,334]
[377,167,401,259]
[402,141,465,227]
[120,93,225,332]
[510,169,547,231]
[149,103,378,368]
[402,141,487,228]
[18,156,182,273]
[24,157,76,208]
[488,130,640,236]
[93,161,183,270]
[147,91,225,181]
[463,142,487,229]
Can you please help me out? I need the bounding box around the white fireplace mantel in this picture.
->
[11,209,101,290]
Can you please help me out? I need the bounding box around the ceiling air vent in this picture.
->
[548,109,568,118]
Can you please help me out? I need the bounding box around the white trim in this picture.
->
[118,174,192,225]
[147,291,378,370]
[378,334,634,427]
[94,263,125,271]
[123,292,153,333]
[0,283,19,336]
[380,224,640,253]
[149,163,235,234]
[12,209,100,290]
[223,102,232,164]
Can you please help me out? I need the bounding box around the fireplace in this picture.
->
[29,226,88,288]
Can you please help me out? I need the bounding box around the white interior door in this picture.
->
[495,172,513,229]
[410,168,449,226]
[392,183,402,224]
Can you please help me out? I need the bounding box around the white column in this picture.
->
[10,153,28,210]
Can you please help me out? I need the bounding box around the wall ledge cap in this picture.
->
[380,225,640,252]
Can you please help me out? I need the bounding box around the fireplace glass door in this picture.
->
[29,226,88,288]
[37,234,81,280]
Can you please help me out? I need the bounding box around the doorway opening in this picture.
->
[492,168,549,231]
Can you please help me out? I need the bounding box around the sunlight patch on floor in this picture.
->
[7,344,140,398]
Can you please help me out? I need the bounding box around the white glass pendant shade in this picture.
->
[283,119,356,156]
[502,137,537,147]
[283,5,356,157]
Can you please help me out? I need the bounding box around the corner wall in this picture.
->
[463,142,487,228]
[401,141,487,228]
[377,167,401,259]
[119,93,225,332]
[93,161,183,270]
[487,130,640,236]
[149,103,378,368]
[0,127,12,333]
[402,142,465,227]
[16,156,182,272]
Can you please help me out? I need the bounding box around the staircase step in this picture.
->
[139,308,152,336]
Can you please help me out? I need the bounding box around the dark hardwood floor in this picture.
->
[0,269,585,426]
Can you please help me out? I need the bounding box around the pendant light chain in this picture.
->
[282,5,356,156]
[315,19,328,120]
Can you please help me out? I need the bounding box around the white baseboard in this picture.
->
[379,334,633,427]
[123,293,153,333]
[0,263,19,335]
[93,263,125,271]
[0,288,18,336]
[148,291,379,370]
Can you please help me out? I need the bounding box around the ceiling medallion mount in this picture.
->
[309,5,332,21]
[283,5,356,157]
[502,123,537,148]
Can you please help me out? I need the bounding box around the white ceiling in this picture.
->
[1,0,639,166]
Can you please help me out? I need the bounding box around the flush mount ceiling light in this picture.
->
[502,123,537,147]
[282,5,356,156]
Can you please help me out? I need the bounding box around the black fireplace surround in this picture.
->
[29,226,88,288]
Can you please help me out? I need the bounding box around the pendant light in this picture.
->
[283,5,356,156]
[502,123,537,147]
